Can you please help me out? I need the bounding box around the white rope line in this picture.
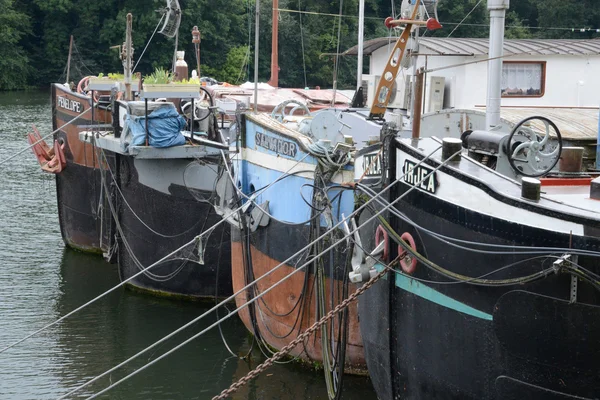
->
[133,13,166,73]
[0,235,199,355]
[97,148,196,281]
[65,145,450,399]
[0,108,91,167]
[447,0,484,38]
[0,139,312,354]
[423,37,600,74]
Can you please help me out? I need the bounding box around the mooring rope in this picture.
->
[212,265,392,400]
[0,137,312,355]
[67,147,447,400]
[0,108,91,167]
[0,234,199,355]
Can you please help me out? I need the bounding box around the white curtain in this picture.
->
[501,63,543,95]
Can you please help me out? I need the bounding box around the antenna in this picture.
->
[159,0,182,38]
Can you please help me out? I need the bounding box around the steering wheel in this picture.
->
[271,99,311,122]
[181,101,211,122]
[506,116,562,177]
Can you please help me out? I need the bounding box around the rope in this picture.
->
[447,0,484,38]
[94,145,198,282]
[276,7,381,20]
[212,266,390,400]
[330,0,345,106]
[298,0,308,88]
[276,8,600,32]
[306,142,351,171]
[424,37,600,74]
[0,108,91,167]
[0,235,199,355]
[355,183,600,259]
[133,13,166,73]
[65,147,447,399]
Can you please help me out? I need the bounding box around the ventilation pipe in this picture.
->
[356,0,365,91]
[486,0,509,129]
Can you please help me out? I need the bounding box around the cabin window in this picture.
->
[501,62,546,97]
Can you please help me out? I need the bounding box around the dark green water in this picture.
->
[0,91,377,399]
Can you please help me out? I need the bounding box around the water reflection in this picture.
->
[0,91,376,399]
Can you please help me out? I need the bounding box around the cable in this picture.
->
[355,183,600,259]
[447,0,484,38]
[424,37,600,74]
[133,13,166,73]
[298,0,308,88]
[330,0,345,106]
[275,8,600,32]
[63,146,448,399]
[0,108,91,167]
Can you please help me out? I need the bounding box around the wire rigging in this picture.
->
[447,0,484,38]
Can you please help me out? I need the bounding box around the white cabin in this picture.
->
[346,37,600,111]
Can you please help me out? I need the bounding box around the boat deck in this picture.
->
[396,136,600,224]
[78,131,227,159]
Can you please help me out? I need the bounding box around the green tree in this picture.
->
[0,0,32,90]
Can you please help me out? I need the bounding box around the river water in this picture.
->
[0,91,377,400]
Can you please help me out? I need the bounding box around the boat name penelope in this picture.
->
[255,132,298,158]
[57,96,83,113]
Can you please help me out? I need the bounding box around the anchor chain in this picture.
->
[211,264,392,400]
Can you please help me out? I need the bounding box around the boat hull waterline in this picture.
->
[359,142,600,400]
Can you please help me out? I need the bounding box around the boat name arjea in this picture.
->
[402,159,438,193]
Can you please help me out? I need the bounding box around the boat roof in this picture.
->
[472,107,598,141]
[344,37,600,57]
[206,85,351,112]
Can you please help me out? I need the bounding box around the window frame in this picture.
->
[501,61,547,99]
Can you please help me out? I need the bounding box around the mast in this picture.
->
[356,0,365,90]
[124,13,133,101]
[66,35,74,84]
[485,0,509,129]
[268,0,279,87]
[253,0,260,113]
[192,26,201,77]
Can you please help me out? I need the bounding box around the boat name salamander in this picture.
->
[57,96,83,113]
[255,132,298,158]
[402,159,438,193]
[362,153,382,176]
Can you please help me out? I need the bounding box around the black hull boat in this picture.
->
[36,5,235,300]
[357,133,600,400]
[51,83,112,254]
[113,151,232,299]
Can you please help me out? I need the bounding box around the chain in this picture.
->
[211,265,391,400]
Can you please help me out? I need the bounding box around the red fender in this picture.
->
[28,133,52,164]
[375,225,389,261]
[398,232,418,274]
[32,125,53,156]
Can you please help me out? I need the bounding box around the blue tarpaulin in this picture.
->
[122,105,186,150]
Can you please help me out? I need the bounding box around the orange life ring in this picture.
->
[398,232,417,274]
[375,225,389,261]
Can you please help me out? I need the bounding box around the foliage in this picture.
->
[0,0,32,90]
[1,0,599,91]
[144,67,172,84]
